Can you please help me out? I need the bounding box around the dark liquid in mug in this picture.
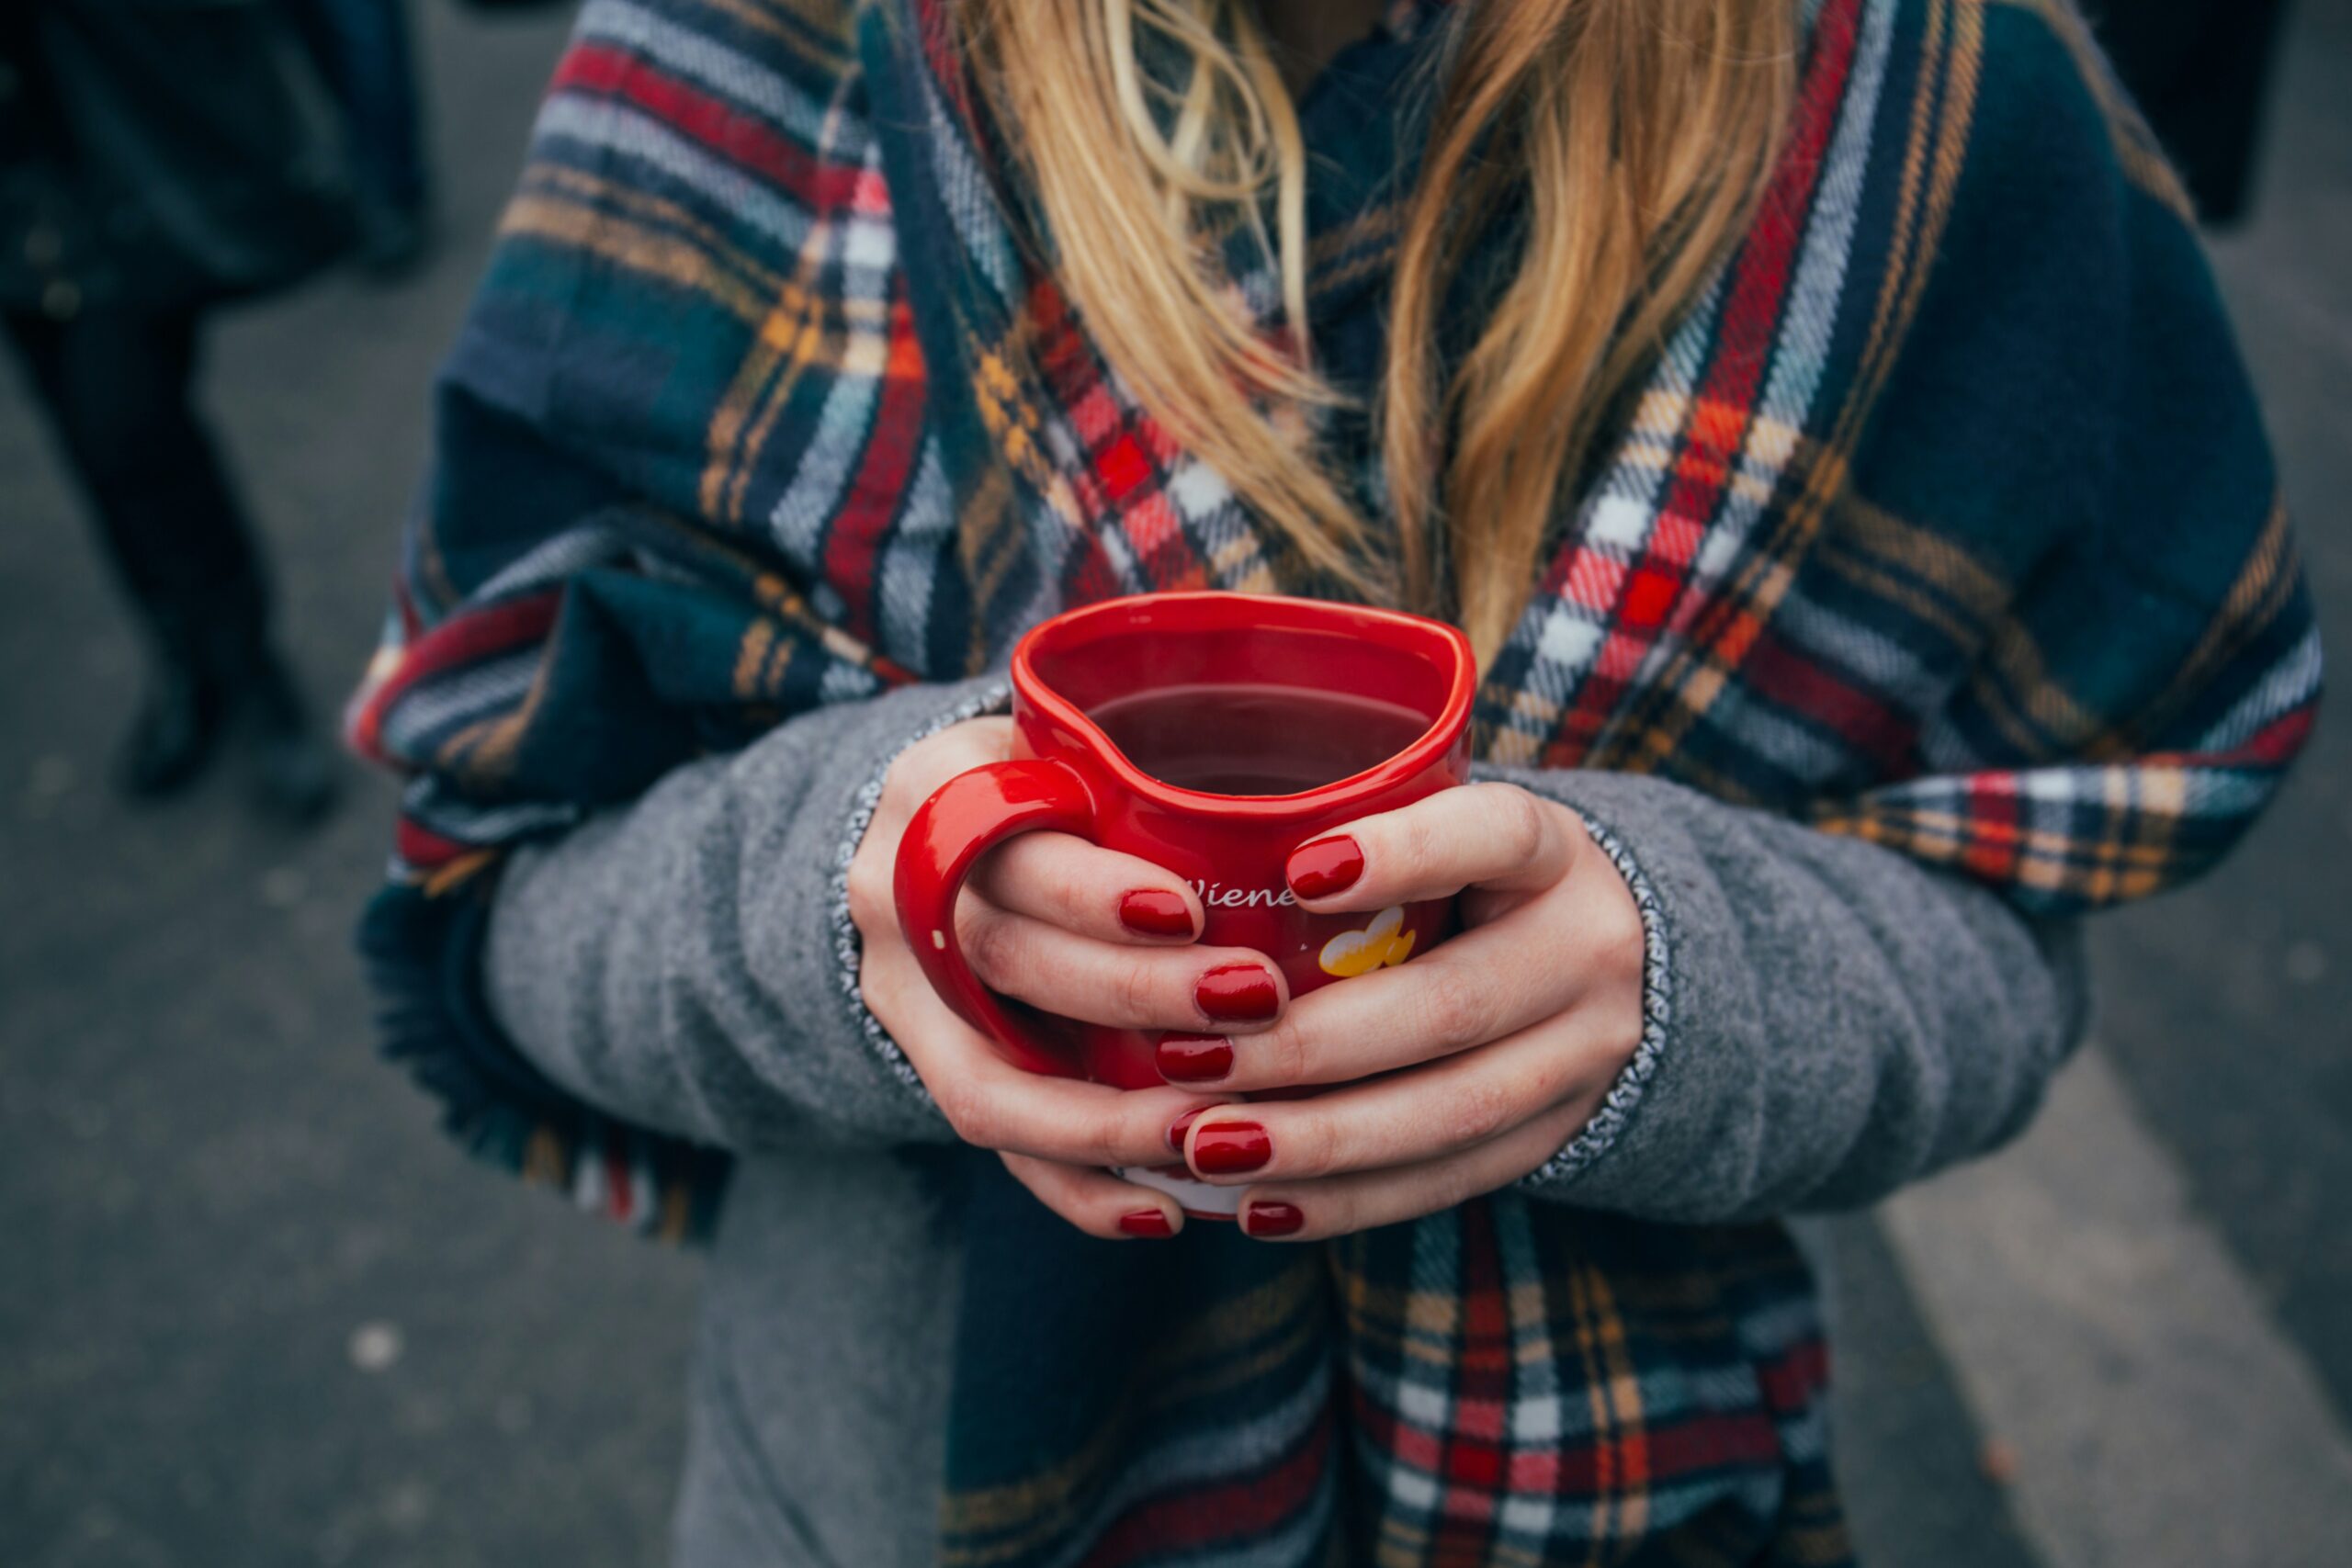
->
[1088,683,1432,795]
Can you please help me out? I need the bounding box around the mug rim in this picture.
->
[1009,591,1476,820]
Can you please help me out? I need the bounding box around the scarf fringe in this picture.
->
[356,878,731,1243]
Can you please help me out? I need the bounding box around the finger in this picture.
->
[967,831,1203,944]
[956,892,1288,1033]
[1230,1104,1585,1242]
[1198,897,1584,1090]
[886,717,1015,808]
[1179,1005,1627,1185]
[865,718,1015,863]
[854,722,1012,927]
[999,1152,1186,1240]
[1284,784,1577,911]
[860,936,1222,1168]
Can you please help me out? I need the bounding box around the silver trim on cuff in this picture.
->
[1516,811,1673,1191]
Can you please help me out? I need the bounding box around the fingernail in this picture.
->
[1118,888,1194,938]
[1243,1201,1304,1238]
[1286,835,1364,899]
[1167,1103,1217,1151]
[1118,1208,1176,1238]
[1158,1035,1233,1084]
[1196,964,1279,1022]
[1192,1120,1271,1176]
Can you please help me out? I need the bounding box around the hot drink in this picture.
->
[1088,683,1431,795]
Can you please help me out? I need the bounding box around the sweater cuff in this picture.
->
[1513,809,1675,1194]
[828,680,1013,1097]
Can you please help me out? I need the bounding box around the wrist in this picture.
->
[829,682,1013,1093]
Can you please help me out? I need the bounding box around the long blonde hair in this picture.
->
[959,0,1796,661]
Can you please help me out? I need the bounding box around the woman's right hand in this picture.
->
[843,716,1288,1239]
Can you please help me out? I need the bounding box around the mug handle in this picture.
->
[892,757,1099,1077]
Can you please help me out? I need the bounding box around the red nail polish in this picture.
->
[1118,888,1194,938]
[1158,1035,1234,1084]
[1167,1104,1216,1152]
[1118,1208,1175,1238]
[1286,835,1364,899]
[1192,1121,1272,1176]
[1196,964,1279,1022]
[1243,1201,1304,1238]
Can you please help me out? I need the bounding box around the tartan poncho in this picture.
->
[348,0,2319,1562]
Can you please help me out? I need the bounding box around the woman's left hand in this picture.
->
[1172,783,1648,1239]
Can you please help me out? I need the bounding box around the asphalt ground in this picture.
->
[2,4,2346,1564]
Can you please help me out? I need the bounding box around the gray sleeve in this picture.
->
[480,675,1010,1154]
[1489,764,2093,1224]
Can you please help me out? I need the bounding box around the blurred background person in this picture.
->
[290,0,434,276]
[2090,0,2290,227]
[1,0,351,822]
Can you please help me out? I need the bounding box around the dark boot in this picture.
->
[226,640,340,826]
[115,650,227,799]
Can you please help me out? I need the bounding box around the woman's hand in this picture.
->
[1168,783,1647,1240]
[844,716,1283,1239]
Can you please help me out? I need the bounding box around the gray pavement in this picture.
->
[2086,0,2352,1410]
[2,4,2346,1566]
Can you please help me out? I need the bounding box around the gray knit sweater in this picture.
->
[482,673,2088,1567]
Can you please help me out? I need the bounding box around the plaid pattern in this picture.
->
[348,0,2318,1561]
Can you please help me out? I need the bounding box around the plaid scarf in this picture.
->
[348,0,2318,1561]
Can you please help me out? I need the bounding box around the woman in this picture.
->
[5,0,345,819]
[350,0,2319,1562]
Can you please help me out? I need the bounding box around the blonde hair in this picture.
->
[959,0,1796,662]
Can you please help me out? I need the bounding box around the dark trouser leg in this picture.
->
[4,304,273,675]
[299,0,430,211]
[6,304,334,819]
[290,0,431,270]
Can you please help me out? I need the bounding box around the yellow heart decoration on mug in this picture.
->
[1317,905,1419,978]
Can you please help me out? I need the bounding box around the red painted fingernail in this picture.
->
[1118,1208,1175,1238]
[1196,964,1279,1022]
[1167,1104,1217,1151]
[1192,1121,1272,1176]
[1286,835,1364,899]
[1158,1035,1234,1084]
[1243,1201,1304,1238]
[1118,888,1194,938]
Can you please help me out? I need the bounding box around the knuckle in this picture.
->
[1045,856,1100,931]
[1257,1013,1314,1086]
[1399,808,1443,874]
[960,905,1021,986]
[1080,878,1120,938]
[1415,962,1494,1051]
[1441,1078,1517,1149]
[934,1081,998,1148]
[878,748,927,814]
[1302,1190,1357,1240]
[844,858,890,933]
[1497,786,1548,867]
[1283,1112,1339,1179]
[1079,1113,1127,1169]
[1115,956,1159,1024]
[1602,904,1647,988]
[980,837,1043,908]
[1425,1168,1486,1219]
[1600,882,1647,970]
[854,964,890,1022]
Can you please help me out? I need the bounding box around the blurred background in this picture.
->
[1,2,2346,1564]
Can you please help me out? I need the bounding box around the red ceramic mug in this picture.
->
[893,592,1475,1216]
